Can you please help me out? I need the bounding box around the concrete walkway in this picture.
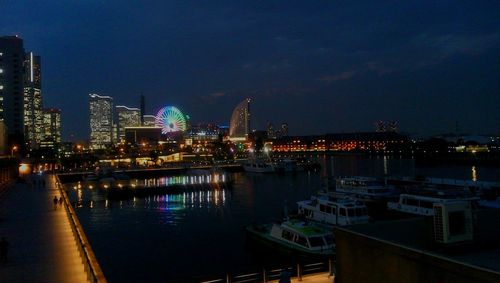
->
[0,174,89,283]
[271,273,334,283]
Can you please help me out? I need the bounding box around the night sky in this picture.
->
[1,1,499,140]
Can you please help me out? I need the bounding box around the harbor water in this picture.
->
[67,155,500,282]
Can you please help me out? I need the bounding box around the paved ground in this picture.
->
[270,273,334,283]
[0,174,89,283]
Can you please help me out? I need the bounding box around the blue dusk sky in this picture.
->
[1,1,499,140]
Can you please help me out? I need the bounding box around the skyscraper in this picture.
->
[0,36,25,147]
[116,105,141,143]
[140,94,145,125]
[24,52,43,149]
[41,108,61,150]
[229,98,251,141]
[89,93,113,149]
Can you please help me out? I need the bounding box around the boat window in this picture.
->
[309,237,325,247]
[348,208,355,216]
[324,234,334,245]
[295,236,308,247]
[420,201,433,209]
[282,230,294,241]
[406,199,419,206]
[340,208,346,216]
[320,204,332,214]
[355,208,365,216]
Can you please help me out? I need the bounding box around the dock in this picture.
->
[0,174,105,283]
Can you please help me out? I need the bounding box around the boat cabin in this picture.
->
[297,196,369,226]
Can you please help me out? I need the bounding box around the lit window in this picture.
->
[0,69,3,73]
[0,85,3,90]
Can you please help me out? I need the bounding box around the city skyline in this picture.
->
[1,2,499,140]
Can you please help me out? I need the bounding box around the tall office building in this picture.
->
[140,94,145,125]
[89,93,113,149]
[40,108,61,150]
[116,105,141,143]
[24,52,43,149]
[0,36,25,147]
[229,98,251,141]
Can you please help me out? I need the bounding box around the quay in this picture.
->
[0,174,105,283]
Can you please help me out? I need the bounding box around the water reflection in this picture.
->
[72,188,228,211]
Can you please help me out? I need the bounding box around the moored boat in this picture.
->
[246,219,334,256]
[335,176,397,202]
[297,195,369,226]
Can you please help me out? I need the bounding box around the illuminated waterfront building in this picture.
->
[116,105,141,143]
[229,98,250,141]
[186,123,221,141]
[143,115,156,126]
[89,93,113,149]
[272,132,409,152]
[40,108,61,150]
[24,52,43,149]
[0,36,25,146]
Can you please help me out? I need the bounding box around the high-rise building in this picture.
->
[267,122,275,139]
[140,94,145,125]
[24,52,43,149]
[280,123,289,136]
[229,98,251,141]
[0,36,25,147]
[89,93,113,149]
[116,105,141,143]
[40,108,61,150]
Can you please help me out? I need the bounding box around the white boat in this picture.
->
[387,189,480,216]
[297,195,369,226]
[335,176,397,201]
[246,219,334,256]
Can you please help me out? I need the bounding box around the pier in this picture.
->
[0,174,105,283]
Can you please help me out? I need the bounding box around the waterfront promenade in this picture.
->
[0,174,89,283]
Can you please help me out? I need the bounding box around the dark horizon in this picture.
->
[1,1,499,140]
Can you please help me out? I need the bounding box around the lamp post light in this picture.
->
[11,146,18,157]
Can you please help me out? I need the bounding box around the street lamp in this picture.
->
[11,146,18,157]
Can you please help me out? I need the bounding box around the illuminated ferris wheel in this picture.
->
[154,106,188,134]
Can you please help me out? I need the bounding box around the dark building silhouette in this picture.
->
[0,36,25,148]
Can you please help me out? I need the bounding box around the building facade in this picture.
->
[24,52,43,149]
[142,114,156,126]
[0,36,25,147]
[40,108,61,150]
[89,93,113,149]
[272,132,409,152]
[229,98,251,141]
[116,105,141,143]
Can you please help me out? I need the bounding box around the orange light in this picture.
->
[19,163,31,175]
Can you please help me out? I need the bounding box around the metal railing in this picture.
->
[55,175,107,283]
[199,259,333,283]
